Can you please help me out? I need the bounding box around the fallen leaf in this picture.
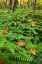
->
[3,28,8,35]
[28,19,33,22]
[30,48,36,55]
[18,42,24,47]
[24,13,28,17]
[38,14,42,16]
[24,12,31,17]
[32,21,38,26]
[0,59,6,64]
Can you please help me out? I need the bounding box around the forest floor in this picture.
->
[0,8,42,64]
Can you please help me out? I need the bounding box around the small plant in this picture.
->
[0,8,42,64]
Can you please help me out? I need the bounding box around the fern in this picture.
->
[0,8,42,64]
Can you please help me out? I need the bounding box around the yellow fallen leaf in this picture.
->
[28,19,33,22]
[30,48,36,55]
[32,21,38,26]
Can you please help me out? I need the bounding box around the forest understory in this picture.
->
[0,7,42,64]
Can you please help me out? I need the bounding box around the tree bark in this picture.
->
[28,0,30,7]
[10,0,12,10]
[13,0,18,12]
[6,0,7,4]
[33,0,36,10]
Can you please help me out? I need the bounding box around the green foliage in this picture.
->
[0,8,42,64]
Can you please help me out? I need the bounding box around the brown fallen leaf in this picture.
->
[18,42,24,47]
[32,21,38,26]
[24,12,31,17]
[3,28,8,35]
[0,59,6,64]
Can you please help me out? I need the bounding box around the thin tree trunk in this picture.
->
[28,0,30,7]
[34,0,36,10]
[10,0,12,10]
[6,0,7,4]
[33,0,36,10]
[13,0,18,12]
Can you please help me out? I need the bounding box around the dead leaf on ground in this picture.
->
[32,21,38,26]
[28,19,33,22]
[30,48,36,55]
[3,28,8,35]
[18,42,24,47]
[24,12,31,17]
[0,59,6,64]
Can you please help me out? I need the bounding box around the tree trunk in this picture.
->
[33,0,36,10]
[10,0,12,10]
[13,0,18,12]
[28,0,30,7]
[6,0,7,4]
[34,0,36,9]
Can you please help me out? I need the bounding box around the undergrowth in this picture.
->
[0,8,42,64]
